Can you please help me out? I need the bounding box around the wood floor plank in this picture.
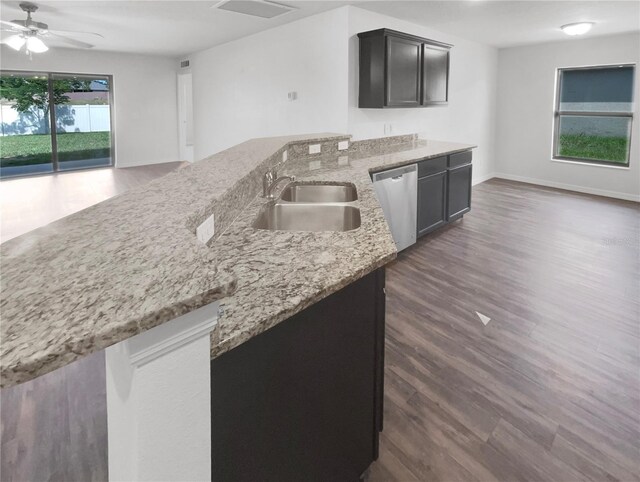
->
[552,428,634,482]
[487,418,586,482]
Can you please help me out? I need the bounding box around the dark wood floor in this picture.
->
[1,179,639,481]
[0,352,108,481]
[369,179,640,481]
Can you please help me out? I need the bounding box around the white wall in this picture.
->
[495,33,640,201]
[0,46,180,168]
[188,6,498,185]
[347,7,499,184]
[188,7,349,160]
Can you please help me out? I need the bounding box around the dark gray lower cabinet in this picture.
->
[416,150,473,238]
[211,268,386,482]
[417,171,447,236]
[447,164,472,220]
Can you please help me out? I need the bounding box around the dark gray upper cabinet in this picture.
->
[358,28,452,109]
[423,44,450,104]
[386,36,422,107]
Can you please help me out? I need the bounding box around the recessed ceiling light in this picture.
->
[561,22,594,36]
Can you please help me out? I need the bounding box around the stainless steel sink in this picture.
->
[279,182,358,203]
[252,203,361,232]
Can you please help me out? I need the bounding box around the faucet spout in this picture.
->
[265,175,295,200]
[263,166,295,199]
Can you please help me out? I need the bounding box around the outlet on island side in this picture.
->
[196,214,215,244]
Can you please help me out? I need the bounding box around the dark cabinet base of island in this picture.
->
[211,268,386,482]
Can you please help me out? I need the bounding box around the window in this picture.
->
[0,71,114,179]
[553,64,635,167]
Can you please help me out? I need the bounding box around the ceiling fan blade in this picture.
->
[0,20,28,31]
[47,29,103,39]
[46,32,94,49]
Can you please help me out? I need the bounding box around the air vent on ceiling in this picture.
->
[180,60,190,68]
[216,0,295,19]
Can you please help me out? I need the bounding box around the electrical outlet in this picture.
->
[282,149,288,162]
[287,91,297,101]
[338,140,349,151]
[196,214,215,244]
[308,144,321,154]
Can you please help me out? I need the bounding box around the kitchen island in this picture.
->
[0,132,475,481]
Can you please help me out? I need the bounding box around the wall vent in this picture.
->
[180,60,190,68]
[216,0,295,19]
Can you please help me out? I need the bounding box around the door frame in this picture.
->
[177,71,194,163]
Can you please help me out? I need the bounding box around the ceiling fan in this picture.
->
[1,2,103,54]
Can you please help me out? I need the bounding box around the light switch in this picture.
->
[196,214,215,244]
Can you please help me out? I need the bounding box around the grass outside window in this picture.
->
[0,132,111,167]
[557,134,629,165]
[553,65,634,167]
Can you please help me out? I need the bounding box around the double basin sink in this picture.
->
[253,182,361,232]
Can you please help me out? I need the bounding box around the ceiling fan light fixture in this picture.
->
[25,35,47,53]
[5,34,26,51]
[561,22,594,36]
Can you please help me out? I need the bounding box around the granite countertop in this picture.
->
[208,138,477,359]
[0,134,475,388]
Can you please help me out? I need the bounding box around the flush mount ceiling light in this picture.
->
[561,22,594,36]
[215,0,296,19]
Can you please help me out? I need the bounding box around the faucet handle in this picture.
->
[262,167,276,198]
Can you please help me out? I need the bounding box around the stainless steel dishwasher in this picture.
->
[372,164,417,251]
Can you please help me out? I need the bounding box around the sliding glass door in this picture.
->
[0,71,114,178]
[0,72,54,176]
[53,74,113,171]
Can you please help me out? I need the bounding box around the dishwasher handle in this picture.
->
[372,164,417,182]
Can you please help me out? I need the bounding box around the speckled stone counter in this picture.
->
[208,138,476,359]
[0,133,474,388]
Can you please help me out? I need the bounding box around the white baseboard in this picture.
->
[490,173,640,202]
[472,172,496,186]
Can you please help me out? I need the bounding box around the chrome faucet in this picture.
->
[262,167,295,200]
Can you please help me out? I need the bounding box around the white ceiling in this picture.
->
[0,1,351,56]
[358,1,640,48]
[0,1,638,57]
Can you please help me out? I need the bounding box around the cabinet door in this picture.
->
[447,164,472,220]
[422,45,449,104]
[417,171,447,237]
[386,35,422,107]
[211,269,384,482]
